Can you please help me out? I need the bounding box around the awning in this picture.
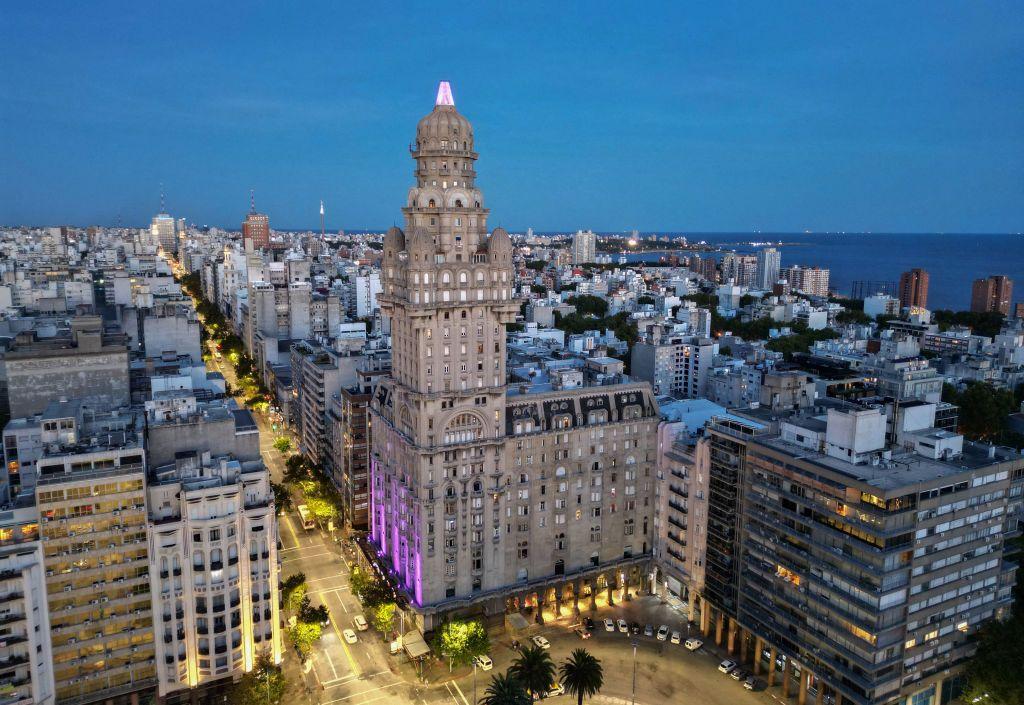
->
[402,630,431,659]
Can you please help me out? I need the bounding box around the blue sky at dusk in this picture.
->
[1,2,1021,233]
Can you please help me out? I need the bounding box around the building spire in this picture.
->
[435,81,454,107]
[159,182,165,213]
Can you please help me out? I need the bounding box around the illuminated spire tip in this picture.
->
[435,81,454,107]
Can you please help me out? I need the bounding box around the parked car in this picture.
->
[617,619,628,633]
[630,621,641,635]
[685,638,704,651]
[343,629,358,644]
[353,615,368,631]
[744,676,757,691]
[583,617,595,631]
[718,659,737,674]
[730,668,748,681]
[656,625,670,641]
[531,635,551,650]
[670,631,681,644]
[574,627,592,639]
[474,655,493,671]
[643,624,654,637]
[604,618,615,632]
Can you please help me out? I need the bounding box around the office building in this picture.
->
[572,229,596,264]
[756,248,781,290]
[152,213,177,256]
[241,210,270,253]
[970,275,1013,315]
[898,269,929,310]
[371,83,658,631]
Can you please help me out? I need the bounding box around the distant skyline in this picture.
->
[1,2,1022,233]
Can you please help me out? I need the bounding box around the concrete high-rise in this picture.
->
[970,275,1013,315]
[572,229,596,264]
[152,212,177,256]
[371,83,658,631]
[898,268,929,309]
[755,248,781,290]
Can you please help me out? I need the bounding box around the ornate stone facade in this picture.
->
[370,84,658,630]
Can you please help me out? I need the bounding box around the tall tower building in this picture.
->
[152,213,177,256]
[898,268,929,309]
[755,247,780,290]
[242,193,270,252]
[572,230,596,264]
[970,275,1013,315]
[371,83,658,631]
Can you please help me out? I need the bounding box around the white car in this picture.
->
[670,631,681,644]
[474,655,493,671]
[353,615,368,631]
[604,618,615,632]
[617,619,628,633]
[656,625,670,641]
[343,629,358,644]
[718,659,737,674]
[685,638,703,651]
[531,635,551,650]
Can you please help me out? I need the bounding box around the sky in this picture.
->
[1,2,1022,233]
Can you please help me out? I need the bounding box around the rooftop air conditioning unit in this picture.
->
[63,586,71,593]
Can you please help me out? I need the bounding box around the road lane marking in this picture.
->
[324,593,361,677]
[320,680,403,703]
[323,644,339,679]
[450,679,471,705]
[282,551,334,562]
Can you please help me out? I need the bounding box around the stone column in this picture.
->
[607,578,615,607]
[798,668,808,705]
[573,580,581,615]
[727,619,738,654]
[753,636,764,675]
[815,681,824,705]
[739,629,749,663]
[700,597,711,637]
[688,590,698,623]
[767,648,777,687]
[782,661,792,699]
[554,586,563,617]
[715,611,724,646]
[589,581,597,611]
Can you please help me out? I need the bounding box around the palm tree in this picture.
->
[478,671,530,705]
[560,648,604,705]
[510,645,556,699]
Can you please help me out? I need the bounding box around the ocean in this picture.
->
[619,233,1023,312]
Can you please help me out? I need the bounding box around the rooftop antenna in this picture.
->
[250,188,256,214]
[320,200,325,239]
[159,183,165,213]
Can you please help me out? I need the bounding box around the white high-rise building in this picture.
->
[355,271,382,318]
[152,213,177,256]
[571,229,596,264]
[755,247,781,290]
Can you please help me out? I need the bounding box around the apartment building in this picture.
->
[693,400,1023,705]
[0,502,54,705]
[631,334,717,398]
[290,340,361,467]
[146,451,281,703]
[34,405,155,705]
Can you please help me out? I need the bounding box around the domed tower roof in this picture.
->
[415,81,474,151]
[407,226,435,263]
[383,226,405,263]
[488,227,512,264]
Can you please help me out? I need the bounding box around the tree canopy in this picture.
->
[431,618,490,671]
[370,601,397,635]
[510,645,556,697]
[479,672,531,705]
[561,649,604,705]
[288,620,322,658]
[566,295,609,317]
[943,382,1023,446]
[226,654,286,705]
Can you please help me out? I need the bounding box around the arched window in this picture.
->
[428,199,436,208]
[444,413,484,445]
[455,199,463,208]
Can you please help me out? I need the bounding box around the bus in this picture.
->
[297,505,315,530]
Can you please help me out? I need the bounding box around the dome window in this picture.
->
[455,200,463,208]
[428,199,436,208]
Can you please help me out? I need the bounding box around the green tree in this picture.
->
[300,601,330,627]
[738,294,757,307]
[530,284,548,294]
[560,649,603,705]
[349,566,393,607]
[273,436,292,453]
[282,573,307,613]
[566,295,609,317]
[479,672,531,705]
[305,496,338,525]
[525,260,546,271]
[225,654,286,705]
[431,618,490,672]
[510,645,556,698]
[836,308,873,325]
[945,382,1016,441]
[288,620,322,658]
[270,481,292,513]
[371,601,397,636]
[283,455,309,484]
[963,613,1024,705]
